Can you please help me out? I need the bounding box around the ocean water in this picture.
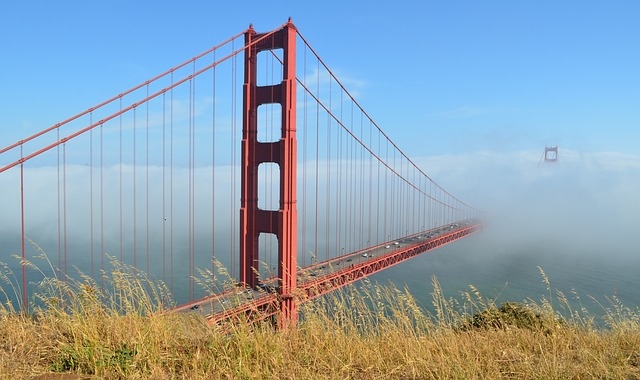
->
[370,229,640,319]
[3,151,639,319]
[2,226,638,320]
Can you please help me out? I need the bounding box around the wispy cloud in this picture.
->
[298,66,368,104]
[436,105,511,118]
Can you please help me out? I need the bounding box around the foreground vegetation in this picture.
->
[1,258,639,379]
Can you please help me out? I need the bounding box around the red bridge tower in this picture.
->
[240,21,298,326]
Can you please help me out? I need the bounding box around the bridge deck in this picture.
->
[172,220,481,323]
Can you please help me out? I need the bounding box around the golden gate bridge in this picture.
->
[0,20,481,327]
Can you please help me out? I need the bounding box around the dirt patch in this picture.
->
[30,374,91,380]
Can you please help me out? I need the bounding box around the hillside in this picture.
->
[1,269,639,379]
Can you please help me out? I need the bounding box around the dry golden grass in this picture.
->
[1,257,639,379]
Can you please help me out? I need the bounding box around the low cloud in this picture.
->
[417,149,640,258]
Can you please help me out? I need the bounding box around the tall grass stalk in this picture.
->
[0,255,639,379]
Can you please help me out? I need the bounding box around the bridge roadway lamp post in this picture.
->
[240,20,298,327]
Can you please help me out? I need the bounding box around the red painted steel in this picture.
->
[1,19,483,326]
[210,294,279,325]
[240,20,298,326]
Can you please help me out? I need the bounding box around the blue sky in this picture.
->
[1,1,639,157]
[1,1,639,307]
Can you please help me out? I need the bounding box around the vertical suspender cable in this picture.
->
[417,172,422,232]
[376,127,380,245]
[162,92,167,287]
[400,156,404,236]
[394,150,399,237]
[211,50,216,286]
[57,128,62,278]
[170,72,175,293]
[301,42,307,268]
[345,89,350,255]
[20,146,27,312]
[89,113,94,279]
[314,56,320,264]
[359,105,364,249]
[119,98,124,263]
[270,46,276,275]
[63,144,68,278]
[265,49,271,275]
[366,113,371,247]
[100,122,105,291]
[335,84,342,257]
[354,110,358,248]
[133,107,138,274]
[392,146,396,237]
[344,99,349,252]
[188,67,194,301]
[146,84,150,274]
[350,101,355,251]
[325,77,331,260]
[422,172,425,232]
[272,46,279,275]
[415,172,419,232]
[431,181,435,229]
[439,187,443,226]
[231,39,237,278]
[191,61,197,300]
[423,175,427,231]
[383,140,388,242]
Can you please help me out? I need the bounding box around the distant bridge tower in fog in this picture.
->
[544,146,559,162]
